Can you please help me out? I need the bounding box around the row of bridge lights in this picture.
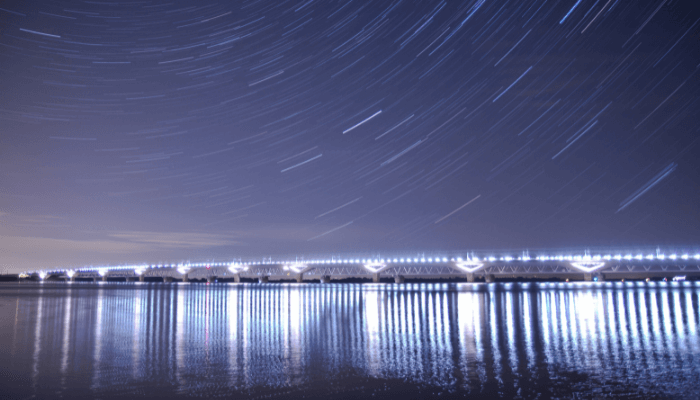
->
[30,252,700,276]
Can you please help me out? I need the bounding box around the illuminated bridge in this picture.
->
[23,248,700,283]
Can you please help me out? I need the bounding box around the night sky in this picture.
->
[1,0,699,273]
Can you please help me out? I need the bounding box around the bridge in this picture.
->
[22,249,700,283]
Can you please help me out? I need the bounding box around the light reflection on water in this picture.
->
[1,282,699,399]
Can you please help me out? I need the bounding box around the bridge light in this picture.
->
[455,261,484,273]
[38,272,47,280]
[488,257,496,262]
[695,254,700,259]
[457,257,463,262]
[400,258,405,263]
[646,254,654,260]
[570,261,605,273]
[614,255,622,260]
[682,254,689,260]
[635,255,643,260]
[624,255,632,260]
[421,258,426,263]
[504,256,513,262]
[428,258,433,262]
[657,254,666,260]
[669,254,677,260]
[442,257,448,262]
[66,270,76,278]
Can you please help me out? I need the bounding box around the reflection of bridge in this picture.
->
[25,249,700,283]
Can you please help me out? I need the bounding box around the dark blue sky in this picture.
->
[1,0,699,272]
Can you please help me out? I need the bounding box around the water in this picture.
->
[1,281,699,399]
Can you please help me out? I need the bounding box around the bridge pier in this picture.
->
[182,274,189,283]
[163,276,173,283]
[394,275,405,284]
[296,273,303,283]
[70,276,76,282]
[320,276,330,284]
[139,275,145,282]
[485,274,495,283]
[207,276,216,284]
[102,276,108,282]
[466,273,475,283]
[233,274,241,283]
[258,276,268,283]
[373,273,380,283]
[584,273,605,282]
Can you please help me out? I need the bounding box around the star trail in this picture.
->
[0,0,699,272]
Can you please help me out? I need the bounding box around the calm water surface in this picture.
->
[0,281,699,399]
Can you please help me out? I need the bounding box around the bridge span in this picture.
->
[23,249,700,283]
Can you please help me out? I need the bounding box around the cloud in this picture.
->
[0,231,242,273]
[108,231,240,249]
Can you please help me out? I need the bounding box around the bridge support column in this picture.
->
[70,276,76,282]
[182,274,189,283]
[139,275,145,282]
[258,276,268,283]
[163,276,173,283]
[207,276,216,284]
[466,273,475,283]
[373,273,380,283]
[233,274,241,283]
[394,275,405,284]
[320,276,330,284]
[102,276,108,282]
[485,274,495,283]
[585,273,605,282]
[296,273,303,283]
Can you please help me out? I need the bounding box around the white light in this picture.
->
[646,254,654,260]
[635,255,643,260]
[287,264,305,273]
[695,254,700,259]
[364,262,387,273]
[421,258,426,263]
[457,257,463,262]
[66,270,76,278]
[400,258,405,263]
[135,268,146,276]
[504,256,513,262]
[682,254,689,260]
[98,269,108,277]
[488,257,496,262]
[669,254,677,260]
[570,261,605,273]
[454,261,484,273]
[657,254,665,260]
[38,272,47,280]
